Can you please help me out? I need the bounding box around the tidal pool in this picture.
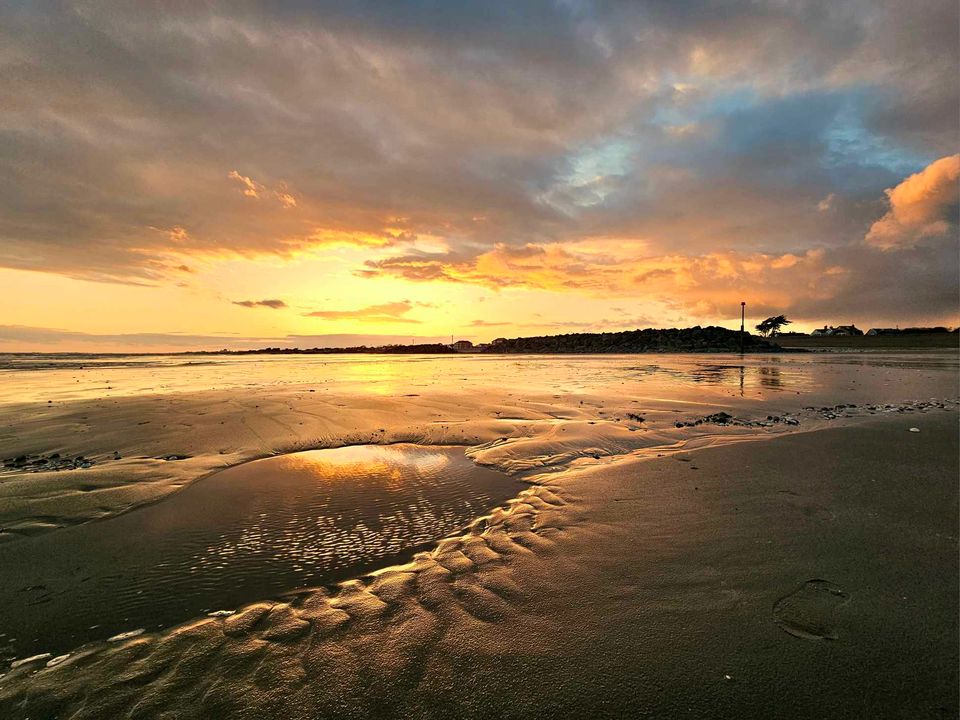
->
[0,444,523,661]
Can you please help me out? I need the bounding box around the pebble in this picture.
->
[909,427,920,433]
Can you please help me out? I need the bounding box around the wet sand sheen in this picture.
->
[0,444,524,660]
[1,411,955,719]
[0,353,956,718]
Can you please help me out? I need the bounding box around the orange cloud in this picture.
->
[275,191,297,208]
[305,300,422,324]
[362,242,845,321]
[228,170,263,198]
[229,171,300,209]
[865,154,959,251]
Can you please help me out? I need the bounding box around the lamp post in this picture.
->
[740,301,746,354]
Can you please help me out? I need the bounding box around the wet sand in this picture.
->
[0,353,956,718]
[0,409,956,718]
[0,445,524,659]
[2,352,956,540]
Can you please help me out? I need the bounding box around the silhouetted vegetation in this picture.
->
[482,326,781,354]
[191,344,458,356]
[755,315,792,337]
[868,327,953,335]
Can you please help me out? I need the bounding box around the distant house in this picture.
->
[833,325,863,336]
[867,328,896,336]
[811,325,863,337]
[491,338,508,346]
[450,339,474,352]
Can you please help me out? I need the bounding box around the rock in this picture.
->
[703,411,733,424]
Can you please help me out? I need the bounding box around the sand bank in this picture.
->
[2,352,956,541]
[0,408,956,719]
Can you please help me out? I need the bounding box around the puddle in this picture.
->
[0,444,523,660]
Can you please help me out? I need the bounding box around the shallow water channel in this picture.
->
[0,444,523,661]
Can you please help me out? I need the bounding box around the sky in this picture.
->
[1,0,958,352]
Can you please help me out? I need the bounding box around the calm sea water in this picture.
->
[1,350,957,408]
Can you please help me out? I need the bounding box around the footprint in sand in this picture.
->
[773,579,850,641]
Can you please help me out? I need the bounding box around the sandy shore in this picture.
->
[1,407,955,719]
[3,352,956,542]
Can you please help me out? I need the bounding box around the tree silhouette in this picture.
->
[755,315,792,337]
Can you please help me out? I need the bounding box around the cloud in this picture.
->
[469,319,511,327]
[229,171,298,208]
[362,224,958,326]
[305,300,422,323]
[232,299,287,309]
[0,325,275,350]
[228,170,262,199]
[274,191,297,208]
[0,325,447,351]
[864,154,959,250]
[0,2,955,328]
[1,3,954,278]
[363,243,845,312]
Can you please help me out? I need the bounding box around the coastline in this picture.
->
[2,374,953,543]
[1,409,956,718]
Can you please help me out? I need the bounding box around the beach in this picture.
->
[0,352,957,718]
[3,0,958,715]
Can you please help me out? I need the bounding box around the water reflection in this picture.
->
[758,365,783,389]
[0,445,523,660]
[2,350,958,405]
[635,359,794,394]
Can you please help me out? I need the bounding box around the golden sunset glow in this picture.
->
[1,3,957,351]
